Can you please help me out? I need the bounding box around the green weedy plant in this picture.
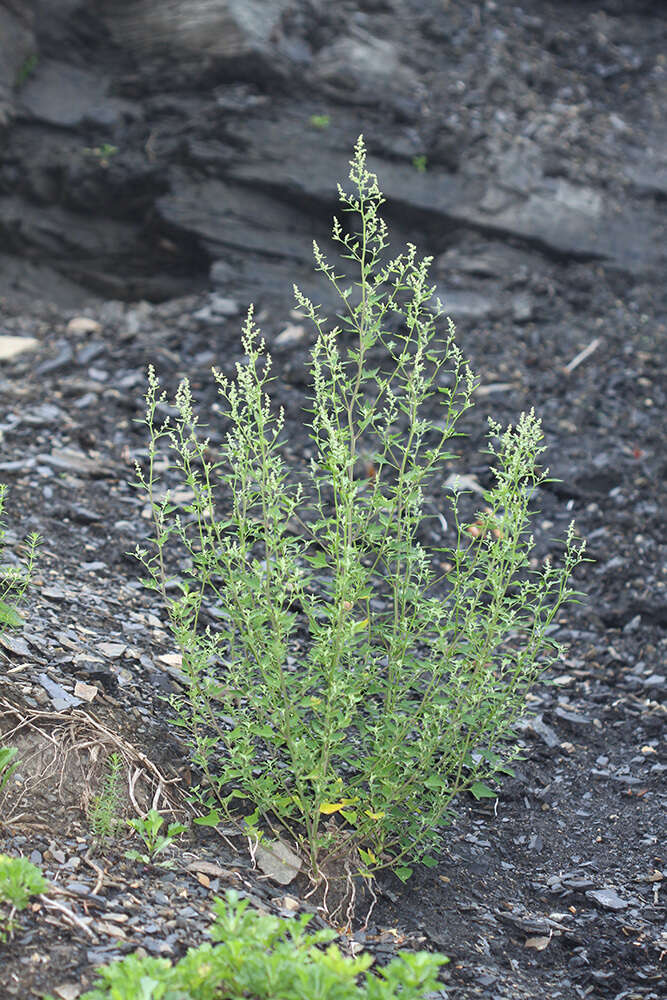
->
[310,113,331,130]
[82,143,119,168]
[0,483,39,630]
[89,752,124,844]
[125,808,187,868]
[69,889,446,1000]
[14,53,38,90]
[135,136,585,883]
[0,855,49,942]
[0,747,18,796]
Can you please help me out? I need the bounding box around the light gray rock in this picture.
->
[18,60,137,129]
[36,448,109,478]
[512,292,533,323]
[435,289,496,321]
[255,838,302,885]
[192,294,241,321]
[0,335,39,361]
[100,0,292,82]
[313,30,421,105]
[585,888,629,911]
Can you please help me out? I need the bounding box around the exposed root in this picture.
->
[247,830,261,868]
[360,875,377,931]
[82,851,105,896]
[39,893,99,942]
[303,838,377,932]
[0,697,191,835]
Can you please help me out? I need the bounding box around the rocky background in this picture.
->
[0,2,665,999]
[1,0,664,312]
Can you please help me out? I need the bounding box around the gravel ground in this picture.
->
[0,1,665,997]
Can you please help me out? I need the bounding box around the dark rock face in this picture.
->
[0,1,36,130]
[0,0,665,310]
[0,6,665,1000]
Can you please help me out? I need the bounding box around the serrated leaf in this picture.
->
[304,552,328,568]
[194,809,222,827]
[251,724,274,739]
[470,782,497,800]
[0,601,23,628]
[358,848,377,866]
[320,796,358,815]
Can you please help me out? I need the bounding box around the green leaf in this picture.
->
[394,866,413,883]
[421,855,439,868]
[124,849,150,864]
[319,801,345,815]
[0,601,23,628]
[470,782,497,800]
[304,551,328,568]
[194,809,222,827]
[251,724,274,739]
[358,847,377,867]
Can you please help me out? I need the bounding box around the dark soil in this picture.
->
[0,1,665,999]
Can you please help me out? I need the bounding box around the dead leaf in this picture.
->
[53,985,81,1000]
[525,935,551,950]
[186,860,235,879]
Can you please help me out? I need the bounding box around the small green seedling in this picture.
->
[0,855,49,941]
[15,53,38,89]
[0,746,18,794]
[412,154,428,173]
[125,809,186,868]
[309,113,331,129]
[83,144,119,168]
[0,483,39,631]
[89,752,124,844]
